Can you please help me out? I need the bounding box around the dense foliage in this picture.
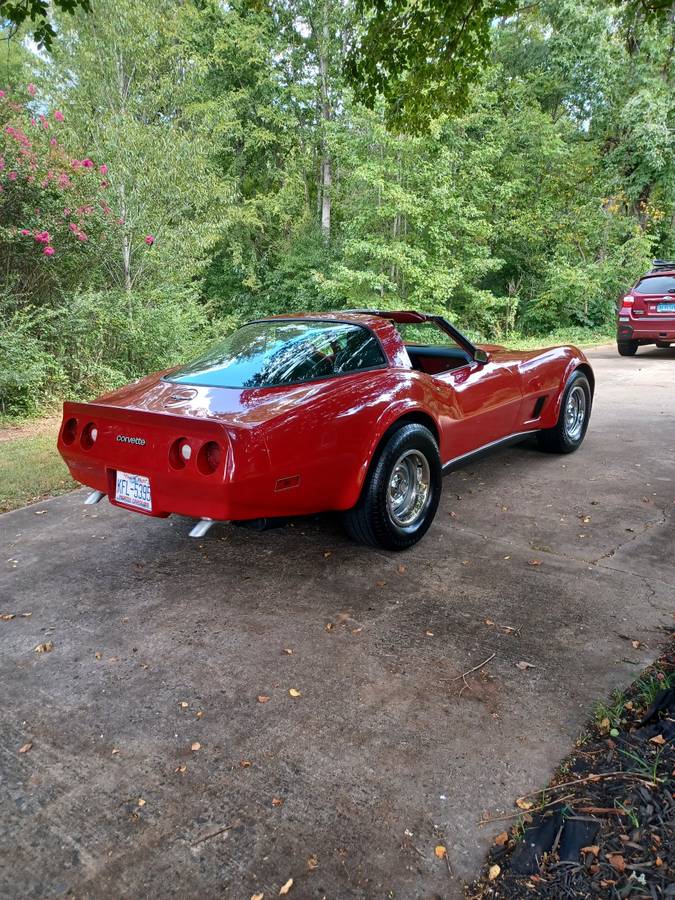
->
[0,0,673,416]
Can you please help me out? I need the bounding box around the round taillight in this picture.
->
[80,422,97,449]
[169,437,191,469]
[62,417,77,445]
[197,441,221,475]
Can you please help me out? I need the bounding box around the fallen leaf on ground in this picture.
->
[397,565,407,574]
[283,648,293,655]
[307,855,319,870]
[434,845,446,859]
[175,765,187,773]
[494,832,508,846]
[279,878,293,895]
[488,864,501,880]
[240,759,252,768]
[19,742,32,754]
[581,845,599,857]
[95,651,102,660]
[137,798,146,807]
[190,742,201,752]
[112,748,120,755]
[34,509,47,515]
[323,551,332,558]
[425,630,434,636]
[376,580,386,587]
[515,660,535,670]
[528,559,542,567]
[196,711,204,719]
[20,612,32,617]
[607,853,625,873]
[272,797,284,807]
[180,701,189,708]
[257,695,271,704]
[251,894,264,900]
[288,688,301,698]
[34,641,54,653]
[599,717,611,730]
[1,613,15,621]
[516,798,534,811]
[631,640,641,649]
[484,618,495,626]
[650,734,666,745]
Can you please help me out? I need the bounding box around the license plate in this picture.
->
[115,470,152,511]
[656,302,675,312]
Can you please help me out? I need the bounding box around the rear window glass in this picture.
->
[635,276,675,294]
[167,320,386,389]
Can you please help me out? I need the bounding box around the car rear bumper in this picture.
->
[617,319,675,342]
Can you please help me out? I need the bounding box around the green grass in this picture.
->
[0,432,77,512]
[499,326,614,350]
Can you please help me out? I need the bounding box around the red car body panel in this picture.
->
[617,267,675,345]
[57,311,592,524]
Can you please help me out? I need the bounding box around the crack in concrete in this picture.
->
[592,504,670,565]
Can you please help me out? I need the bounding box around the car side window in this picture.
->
[392,321,471,375]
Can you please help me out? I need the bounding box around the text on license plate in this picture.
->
[656,302,675,312]
[115,470,152,511]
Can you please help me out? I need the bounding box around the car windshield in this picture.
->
[167,320,386,389]
[635,276,675,294]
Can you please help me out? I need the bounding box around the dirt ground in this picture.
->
[1,344,673,899]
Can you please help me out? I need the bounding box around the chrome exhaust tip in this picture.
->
[189,517,218,538]
[84,490,106,505]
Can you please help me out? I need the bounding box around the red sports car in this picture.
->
[57,311,594,550]
[617,259,675,355]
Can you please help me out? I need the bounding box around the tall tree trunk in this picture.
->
[318,12,331,239]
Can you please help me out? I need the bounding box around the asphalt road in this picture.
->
[1,344,673,899]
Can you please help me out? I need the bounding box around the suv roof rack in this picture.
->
[649,259,675,272]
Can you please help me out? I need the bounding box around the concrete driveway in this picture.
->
[1,345,673,899]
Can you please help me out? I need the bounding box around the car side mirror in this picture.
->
[473,348,490,365]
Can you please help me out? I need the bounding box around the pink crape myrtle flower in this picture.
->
[50,138,58,147]
[0,90,5,98]
[8,171,17,181]
[69,222,79,233]
[44,246,55,256]
[54,110,65,122]
[20,229,31,236]
[27,83,37,96]
[77,232,88,242]
[99,163,108,175]
[35,231,51,244]
[0,157,4,170]
[144,234,155,246]
[81,158,94,168]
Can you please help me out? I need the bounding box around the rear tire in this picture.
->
[617,340,638,356]
[537,371,592,454]
[342,423,442,550]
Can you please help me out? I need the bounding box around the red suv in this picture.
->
[617,260,675,356]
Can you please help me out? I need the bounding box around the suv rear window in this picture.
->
[167,320,386,389]
[635,276,675,294]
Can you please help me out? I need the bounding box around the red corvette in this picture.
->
[57,311,594,550]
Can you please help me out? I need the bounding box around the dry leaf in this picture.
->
[376,580,386,587]
[196,710,204,719]
[190,742,201,751]
[180,701,189,708]
[425,630,434,637]
[251,894,264,900]
[494,831,508,846]
[323,551,332,558]
[484,618,495,626]
[272,797,284,807]
[515,660,535,670]
[175,765,187,773]
[631,640,641,649]
[599,717,610,730]
[516,797,534,811]
[137,798,146,807]
[607,853,625,873]
[240,759,252,768]
[279,878,293,895]
[257,695,271,704]
[34,641,54,653]
[288,688,301,698]
[1,613,15,621]
[19,742,33,754]
[112,748,120,755]
[581,845,599,857]
[307,855,319,871]
[95,651,102,660]
[283,648,293,655]
[650,734,666,746]
[20,612,32,618]
[434,845,446,859]
[655,856,663,866]
[488,864,501,881]
[324,623,334,631]
[397,565,407,574]
[34,509,47,515]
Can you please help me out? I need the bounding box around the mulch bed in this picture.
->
[467,633,675,899]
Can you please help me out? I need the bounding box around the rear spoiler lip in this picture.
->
[61,400,236,434]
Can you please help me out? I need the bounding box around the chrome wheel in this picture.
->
[386,449,431,527]
[564,385,587,442]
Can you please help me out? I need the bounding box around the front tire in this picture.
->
[342,423,442,550]
[537,371,592,454]
[618,340,638,356]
